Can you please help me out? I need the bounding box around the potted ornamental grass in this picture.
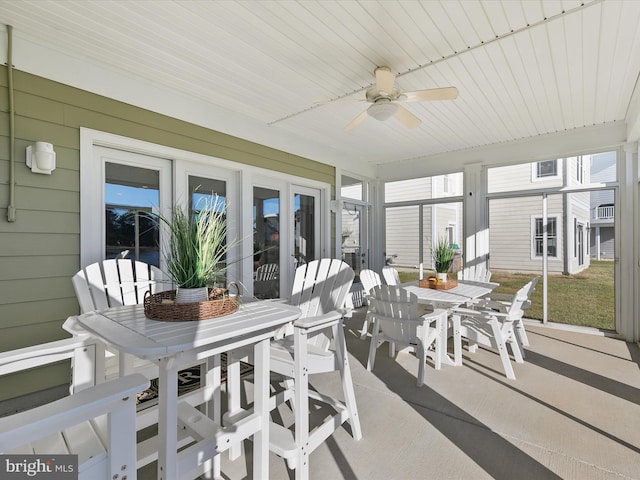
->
[432,237,456,283]
[149,196,233,303]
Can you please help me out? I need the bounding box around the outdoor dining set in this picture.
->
[0,257,537,480]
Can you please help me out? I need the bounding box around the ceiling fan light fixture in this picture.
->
[367,100,398,121]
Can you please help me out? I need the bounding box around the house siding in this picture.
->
[385,205,420,266]
[0,68,334,400]
[489,195,563,273]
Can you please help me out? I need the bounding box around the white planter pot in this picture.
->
[175,286,209,304]
[436,272,448,283]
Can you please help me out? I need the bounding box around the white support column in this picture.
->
[542,193,549,324]
[620,143,638,342]
[463,163,489,277]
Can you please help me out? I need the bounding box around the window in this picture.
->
[536,160,558,178]
[533,216,558,257]
[341,174,363,201]
[443,175,450,194]
[576,156,584,184]
[446,225,455,245]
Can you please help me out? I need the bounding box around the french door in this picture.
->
[252,182,321,299]
[82,131,327,300]
[341,202,369,277]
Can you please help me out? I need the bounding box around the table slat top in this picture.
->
[68,300,301,358]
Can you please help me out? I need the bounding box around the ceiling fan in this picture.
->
[336,66,459,131]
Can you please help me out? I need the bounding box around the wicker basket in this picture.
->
[419,277,458,290]
[143,282,240,321]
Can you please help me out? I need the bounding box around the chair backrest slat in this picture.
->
[116,259,137,306]
[381,266,400,286]
[360,269,382,296]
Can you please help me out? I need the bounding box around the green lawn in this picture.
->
[397,261,615,331]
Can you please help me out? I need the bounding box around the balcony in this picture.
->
[592,205,614,220]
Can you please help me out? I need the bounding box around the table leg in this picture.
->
[451,314,462,366]
[157,358,179,480]
[439,314,457,367]
[252,338,270,479]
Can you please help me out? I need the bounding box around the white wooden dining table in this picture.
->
[401,280,498,366]
[64,299,301,480]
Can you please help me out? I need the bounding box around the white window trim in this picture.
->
[531,159,562,183]
[530,214,560,260]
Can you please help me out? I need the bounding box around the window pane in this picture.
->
[253,187,280,299]
[385,206,419,266]
[105,163,160,266]
[341,202,362,275]
[537,160,557,177]
[385,173,462,202]
[294,193,315,265]
[189,176,226,213]
[341,175,363,201]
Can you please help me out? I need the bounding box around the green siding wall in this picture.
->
[0,67,335,400]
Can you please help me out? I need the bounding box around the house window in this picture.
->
[576,156,584,184]
[533,216,558,257]
[445,225,455,245]
[536,160,558,178]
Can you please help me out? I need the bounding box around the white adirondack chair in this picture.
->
[450,277,539,380]
[66,258,220,476]
[254,262,279,281]
[458,266,492,283]
[66,258,167,384]
[358,268,383,338]
[366,285,448,387]
[0,340,149,480]
[254,263,280,299]
[474,276,540,348]
[226,258,362,480]
[382,266,400,285]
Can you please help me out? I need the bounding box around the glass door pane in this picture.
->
[341,202,363,277]
[189,175,228,285]
[254,187,280,299]
[294,192,316,266]
[105,162,160,266]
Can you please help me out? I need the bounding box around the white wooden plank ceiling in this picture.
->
[1,0,639,168]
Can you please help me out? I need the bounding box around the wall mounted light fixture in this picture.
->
[26,141,56,174]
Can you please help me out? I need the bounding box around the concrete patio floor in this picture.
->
[169,307,640,480]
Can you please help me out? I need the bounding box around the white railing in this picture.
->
[596,205,614,219]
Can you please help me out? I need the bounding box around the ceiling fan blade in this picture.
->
[375,67,396,95]
[343,109,369,132]
[401,86,459,102]
[394,105,421,128]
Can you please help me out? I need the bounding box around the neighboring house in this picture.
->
[489,157,591,274]
[384,174,463,270]
[589,152,616,260]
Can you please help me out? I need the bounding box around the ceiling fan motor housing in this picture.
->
[367,99,399,121]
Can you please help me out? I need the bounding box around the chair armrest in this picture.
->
[450,306,498,321]
[484,293,513,301]
[0,337,94,375]
[466,298,508,312]
[0,374,149,452]
[293,310,344,329]
[419,308,449,325]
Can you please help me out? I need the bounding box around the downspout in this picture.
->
[6,24,16,222]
